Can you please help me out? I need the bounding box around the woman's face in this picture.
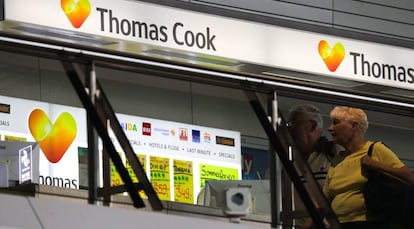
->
[328,117,355,147]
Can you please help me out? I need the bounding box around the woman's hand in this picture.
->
[360,155,378,178]
[361,155,377,169]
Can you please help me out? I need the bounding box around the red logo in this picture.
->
[142,122,151,136]
[179,128,188,141]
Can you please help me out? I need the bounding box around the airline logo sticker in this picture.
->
[28,109,77,163]
[318,40,345,72]
[61,0,91,28]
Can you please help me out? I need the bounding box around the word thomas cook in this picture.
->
[97,8,217,51]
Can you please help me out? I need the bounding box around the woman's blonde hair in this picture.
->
[330,106,369,133]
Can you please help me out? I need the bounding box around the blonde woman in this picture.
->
[323,106,414,229]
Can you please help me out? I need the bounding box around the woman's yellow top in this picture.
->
[323,141,404,223]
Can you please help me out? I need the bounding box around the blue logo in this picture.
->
[192,130,200,143]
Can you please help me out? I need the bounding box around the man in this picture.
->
[285,104,337,228]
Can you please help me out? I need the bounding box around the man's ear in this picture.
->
[309,120,318,132]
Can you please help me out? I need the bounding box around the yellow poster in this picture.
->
[110,152,124,187]
[111,153,146,184]
[199,164,239,188]
[126,154,147,198]
[4,135,26,142]
[110,153,148,197]
[150,156,170,201]
[126,154,147,183]
[173,159,193,204]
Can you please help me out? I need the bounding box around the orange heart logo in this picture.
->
[28,109,77,163]
[318,40,345,72]
[61,0,91,28]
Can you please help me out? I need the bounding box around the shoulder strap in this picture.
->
[367,141,378,157]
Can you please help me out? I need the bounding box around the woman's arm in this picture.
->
[361,155,414,185]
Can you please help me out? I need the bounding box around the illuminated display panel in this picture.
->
[0,95,241,203]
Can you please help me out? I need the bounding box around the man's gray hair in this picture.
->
[288,104,323,129]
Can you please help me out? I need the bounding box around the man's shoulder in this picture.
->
[308,151,331,172]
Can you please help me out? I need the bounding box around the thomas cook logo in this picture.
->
[61,0,91,28]
[318,40,345,72]
[28,109,77,163]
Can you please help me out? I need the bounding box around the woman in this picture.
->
[323,106,414,229]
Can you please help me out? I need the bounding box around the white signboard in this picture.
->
[19,144,33,184]
[115,113,241,165]
[111,113,241,201]
[0,95,85,189]
[3,0,414,91]
[0,95,241,202]
[0,141,39,186]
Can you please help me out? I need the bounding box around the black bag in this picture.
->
[363,142,414,227]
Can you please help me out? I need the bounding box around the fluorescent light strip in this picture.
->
[1,36,414,109]
[0,36,69,51]
[12,25,116,46]
[143,49,240,67]
[381,89,414,99]
[263,71,364,88]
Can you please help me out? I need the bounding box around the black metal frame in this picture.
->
[61,60,163,211]
[245,90,340,229]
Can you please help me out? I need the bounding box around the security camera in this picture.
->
[224,187,251,219]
